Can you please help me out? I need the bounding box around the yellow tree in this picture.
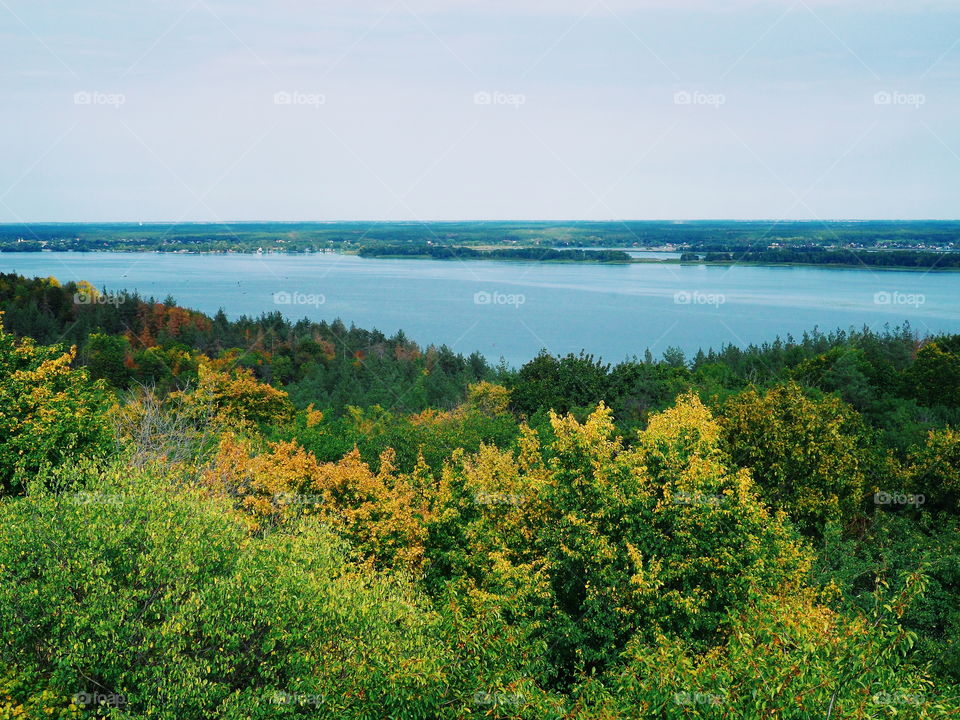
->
[170,362,294,429]
[0,318,113,494]
[312,448,432,571]
[429,394,812,682]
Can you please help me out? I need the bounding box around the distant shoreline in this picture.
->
[4,247,960,272]
[664,259,960,273]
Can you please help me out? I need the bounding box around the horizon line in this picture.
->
[3,218,960,225]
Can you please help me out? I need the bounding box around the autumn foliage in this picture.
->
[1,293,960,719]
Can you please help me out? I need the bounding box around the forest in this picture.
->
[679,248,960,270]
[356,245,631,262]
[1,271,960,718]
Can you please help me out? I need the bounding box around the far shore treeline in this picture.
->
[1,220,959,271]
[357,244,631,262]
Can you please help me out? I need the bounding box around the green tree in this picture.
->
[720,382,870,534]
[510,351,611,417]
[907,427,960,513]
[82,331,133,386]
[907,339,960,408]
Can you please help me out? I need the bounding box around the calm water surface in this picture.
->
[3,251,958,366]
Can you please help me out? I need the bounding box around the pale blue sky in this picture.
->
[1,0,958,221]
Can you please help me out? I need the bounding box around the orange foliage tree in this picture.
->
[202,435,432,570]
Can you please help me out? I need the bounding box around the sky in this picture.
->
[1,0,958,221]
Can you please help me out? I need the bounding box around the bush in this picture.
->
[0,462,549,719]
[593,584,956,719]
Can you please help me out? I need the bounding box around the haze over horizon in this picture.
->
[5,219,960,226]
[2,0,958,222]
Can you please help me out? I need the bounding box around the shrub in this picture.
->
[593,582,956,719]
[0,462,548,718]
